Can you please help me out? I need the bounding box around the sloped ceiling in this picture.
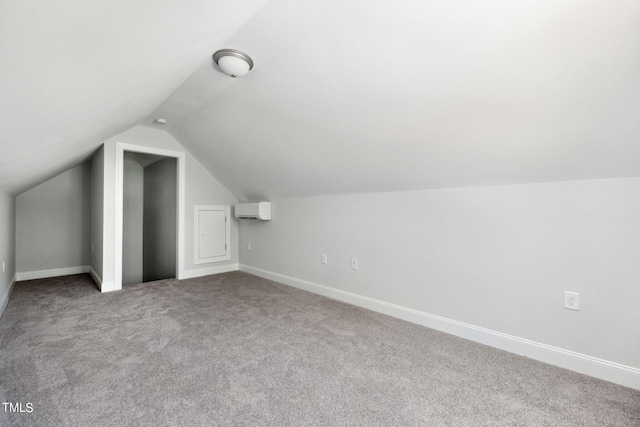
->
[3,1,640,199]
[152,0,640,200]
[0,0,269,194]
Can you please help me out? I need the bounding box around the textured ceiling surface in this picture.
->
[3,0,640,198]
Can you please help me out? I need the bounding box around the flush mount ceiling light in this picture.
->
[212,49,254,78]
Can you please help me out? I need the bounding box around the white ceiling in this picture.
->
[0,0,269,194]
[3,0,640,199]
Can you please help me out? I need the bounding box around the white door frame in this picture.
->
[114,142,185,290]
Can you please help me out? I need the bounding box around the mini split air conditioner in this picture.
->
[234,202,271,220]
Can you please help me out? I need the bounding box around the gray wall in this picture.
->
[239,177,640,371]
[16,162,91,274]
[91,146,104,282]
[143,157,177,282]
[122,155,144,285]
[0,190,16,317]
[182,150,238,272]
[101,126,239,289]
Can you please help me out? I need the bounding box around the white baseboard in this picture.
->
[16,266,90,282]
[0,274,17,319]
[239,264,640,391]
[180,263,239,280]
[100,281,117,293]
[88,266,102,290]
[92,264,240,292]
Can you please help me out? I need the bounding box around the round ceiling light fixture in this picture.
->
[212,49,254,78]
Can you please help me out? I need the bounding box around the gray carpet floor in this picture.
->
[0,272,638,426]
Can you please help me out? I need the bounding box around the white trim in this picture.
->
[239,264,640,391]
[100,281,117,293]
[114,142,186,291]
[16,266,90,281]
[181,263,239,280]
[0,274,17,319]
[193,205,231,265]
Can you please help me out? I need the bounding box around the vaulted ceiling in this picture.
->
[2,1,640,199]
[0,0,269,194]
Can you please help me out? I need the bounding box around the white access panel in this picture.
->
[194,206,231,264]
[199,210,225,258]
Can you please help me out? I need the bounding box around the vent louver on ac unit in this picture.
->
[234,202,271,220]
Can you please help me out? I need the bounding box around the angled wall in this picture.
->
[16,162,92,280]
[0,190,16,318]
[90,146,104,284]
[122,155,144,285]
[143,157,177,282]
[239,177,640,389]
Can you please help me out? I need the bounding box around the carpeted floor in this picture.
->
[0,272,638,426]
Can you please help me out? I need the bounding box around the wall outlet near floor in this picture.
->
[2,260,5,273]
[351,258,358,270]
[321,254,327,264]
[247,242,252,251]
[564,291,580,311]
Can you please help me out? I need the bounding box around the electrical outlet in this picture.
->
[321,254,327,264]
[564,291,579,311]
[2,261,5,273]
[247,243,252,251]
[351,258,358,270]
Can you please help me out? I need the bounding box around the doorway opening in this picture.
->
[113,142,185,291]
[122,152,177,285]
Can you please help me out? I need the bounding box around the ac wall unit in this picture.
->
[235,202,271,220]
